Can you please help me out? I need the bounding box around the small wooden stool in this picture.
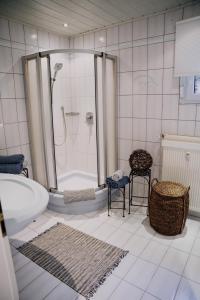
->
[106,176,130,217]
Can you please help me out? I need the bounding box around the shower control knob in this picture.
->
[86,112,94,124]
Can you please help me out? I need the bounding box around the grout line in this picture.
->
[19,269,46,293]
[11,210,200,300]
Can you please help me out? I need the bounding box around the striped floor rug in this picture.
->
[18,223,128,299]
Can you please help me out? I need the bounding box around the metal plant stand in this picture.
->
[106,176,130,217]
[128,149,153,213]
[129,168,151,211]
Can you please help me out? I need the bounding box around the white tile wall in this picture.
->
[133,46,147,71]
[148,43,163,70]
[119,48,132,72]
[0,16,69,175]
[10,21,25,43]
[164,41,175,68]
[147,95,162,119]
[162,95,179,120]
[83,32,94,49]
[148,69,163,94]
[119,22,132,44]
[148,14,164,37]
[165,9,183,34]
[133,18,147,41]
[107,26,118,46]
[119,96,132,118]
[133,71,147,94]
[1,2,200,189]
[120,72,132,95]
[133,95,147,118]
[163,68,179,94]
[68,2,200,194]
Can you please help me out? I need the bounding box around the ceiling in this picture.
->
[0,0,192,36]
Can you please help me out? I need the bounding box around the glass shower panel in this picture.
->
[24,57,48,187]
[95,55,106,186]
[40,56,57,189]
[50,52,98,191]
[95,55,117,184]
[105,57,117,176]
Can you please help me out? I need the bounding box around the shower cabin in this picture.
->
[23,49,117,210]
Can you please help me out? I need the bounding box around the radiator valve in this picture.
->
[185,152,191,161]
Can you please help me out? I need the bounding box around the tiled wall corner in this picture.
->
[0,17,69,176]
[70,2,200,197]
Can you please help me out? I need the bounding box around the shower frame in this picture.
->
[23,49,118,192]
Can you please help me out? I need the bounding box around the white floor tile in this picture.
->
[191,238,200,257]
[120,215,141,233]
[106,228,132,248]
[153,233,174,247]
[11,210,200,300]
[184,255,200,284]
[10,229,38,248]
[124,235,150,256]
[92,222,117,241]
[147,267,181,300]
[91,274,121,300]
[109,280,143,300]
[141,293,159,300]
[106,215,126,228]
[80,217,105,234]
[44,282,78,300]
[10,244,19,256]
[140,240,168,265]
[184,219,200,237]
[171,234,195,253]
[112,254,137,279]
[160,248,189,275]
[16,262,44,292]
[19,272,60,300]
[175,277,200,300]
[13,252,30,272]
[125,258,157,290]
[28,215,50,230]
[136,225,156,240]
[33,218,60,235]
[65,215,89,229]
[76,294,85,300]
[10,227,32,240]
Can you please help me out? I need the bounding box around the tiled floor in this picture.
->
[9,203,200,300]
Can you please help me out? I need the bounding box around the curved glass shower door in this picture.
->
[23,49,117,193]
[50,52,98,191]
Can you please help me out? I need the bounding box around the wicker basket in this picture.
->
[129,149,153,171]
[149,179,189,236]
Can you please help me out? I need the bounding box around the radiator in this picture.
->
[161,134,200,215]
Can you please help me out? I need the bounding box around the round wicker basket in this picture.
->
[149,179,189,236]
[129,149,153,171]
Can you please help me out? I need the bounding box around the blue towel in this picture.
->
[0,163,24,174]
[0,154,24,165]
[106,176,130,189]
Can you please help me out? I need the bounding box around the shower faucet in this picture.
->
[86,112,94,124]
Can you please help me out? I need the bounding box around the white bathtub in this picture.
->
[0,174,49,235]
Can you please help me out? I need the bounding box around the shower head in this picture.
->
[54,63,63,72]
[51,63,63,88]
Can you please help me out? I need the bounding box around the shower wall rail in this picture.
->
[23,49,118,191]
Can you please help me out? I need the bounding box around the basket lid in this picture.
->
[153,181,188,197]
